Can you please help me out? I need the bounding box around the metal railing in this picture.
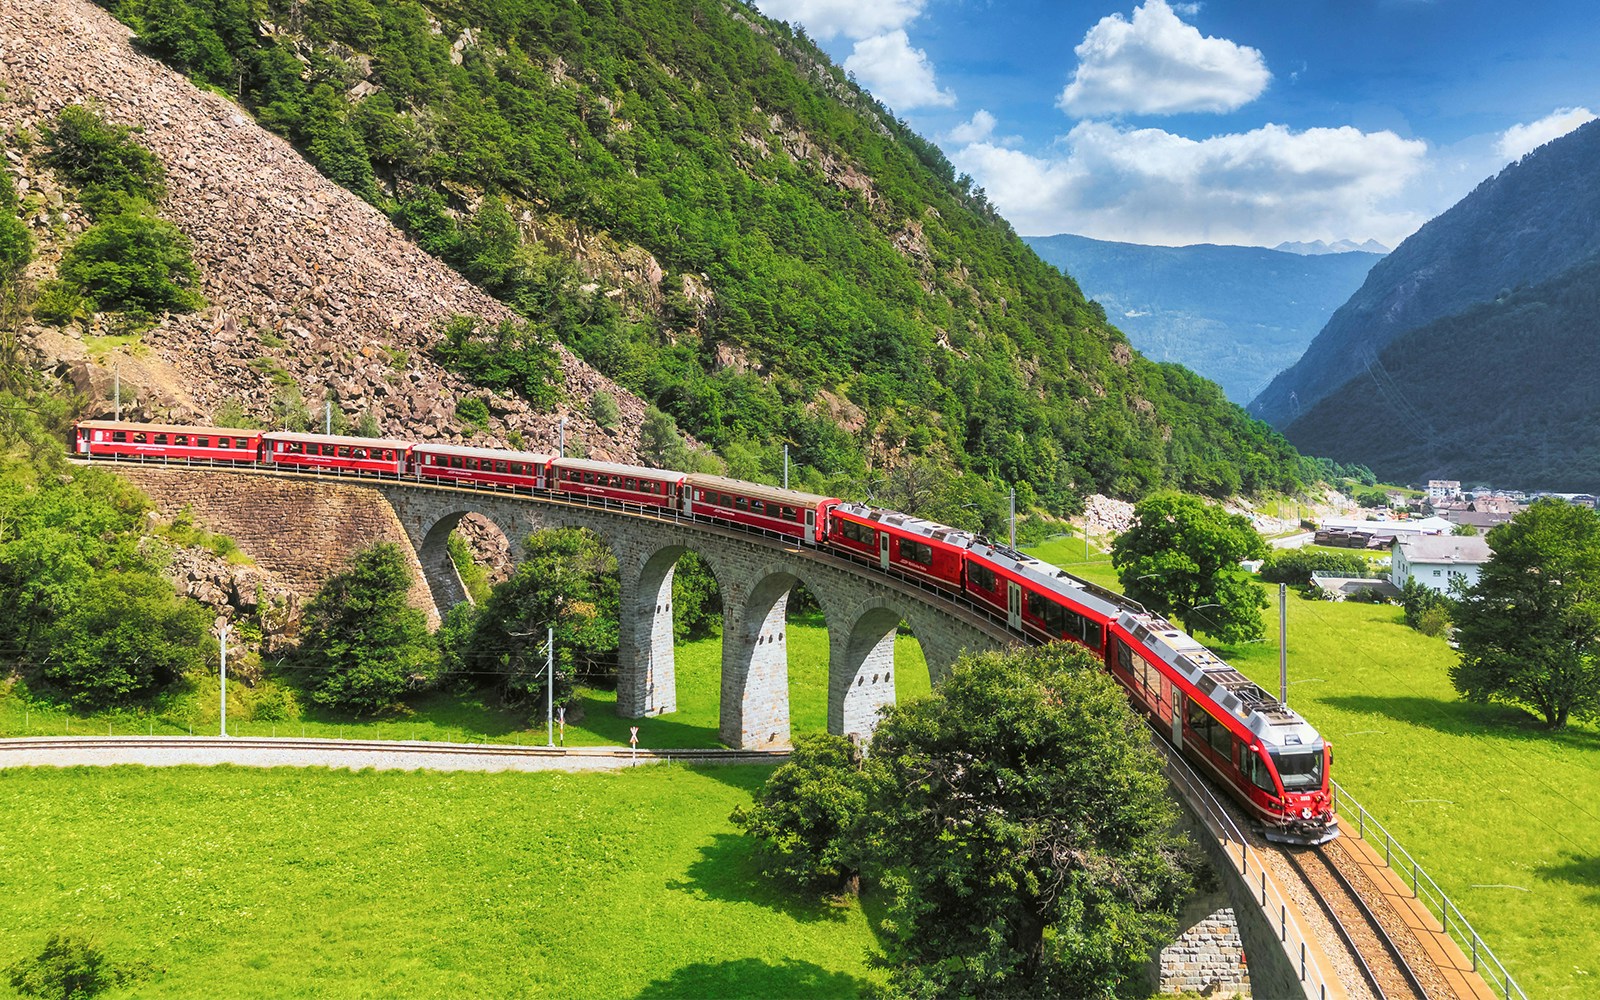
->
[1331,782,1527,1000]
[1150,733,1336,1000]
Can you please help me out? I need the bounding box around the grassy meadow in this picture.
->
[0,764,883,999]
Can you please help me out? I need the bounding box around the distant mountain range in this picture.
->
[1024,234,1382,403]
[1256,119,1600,489]
[1274,239,1391,256]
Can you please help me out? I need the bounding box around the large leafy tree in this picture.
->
[865,643,1194,998]
[730,733,870,896]
[298,542,438,714]
[1451,500,1600,729]
[1111,492,1268,643]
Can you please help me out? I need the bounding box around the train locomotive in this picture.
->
[73,418,1337,843]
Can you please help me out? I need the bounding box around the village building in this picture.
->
[1390,534,1493,595]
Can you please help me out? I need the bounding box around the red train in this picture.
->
[72,419,1336,843]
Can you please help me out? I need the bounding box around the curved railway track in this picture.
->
[1283,840,1433,1000]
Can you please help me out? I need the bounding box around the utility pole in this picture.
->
[325,401,332,435]
[219,622,230,737]
[558,416,567,458]
[1279,583,1289,706]
[783,444,789,490]
[544,626,555,747]
[114,365,120,421]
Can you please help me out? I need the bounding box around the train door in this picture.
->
[878,531,891,570]
[1007,581,1023,630]
[680,484,693,514]
[804,508,816,545]
[1170,686,1183,744]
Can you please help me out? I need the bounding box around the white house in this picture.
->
[1390,535,1493,594]
[1427,479,1462,502]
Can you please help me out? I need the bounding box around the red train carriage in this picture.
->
[74,420,262,464]
[825,503,969,589]
[1107,611,1336,844]
[262,431,410,475]
[412,443,553,491]
[551,457,685,509]
[961,541,1122,649]
[684,473,839,543]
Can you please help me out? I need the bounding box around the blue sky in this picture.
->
[752,1,1599,247]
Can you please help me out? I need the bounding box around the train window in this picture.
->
[133,432,147,443]
[901,539,933,565]
[1209,724,1232,757]
[969,564,997,592]
[782,506,797,521]
[152,433,167,445]
[234,438,247,449]
[113,431,128,442]
[354,449,368,460]
[1271,751,1323,791]
[751,499,766,516]
[582,472,594,484]
[1247,753,1278,793]
[1025,591,1048,620]
[720,494,732,507]
[495,461,508,474]
[174,434,188,446]
[625,478,636,491]
[196,437,210,447]
[337,446,351,458]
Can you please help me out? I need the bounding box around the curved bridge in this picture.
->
[110,465,1016,749]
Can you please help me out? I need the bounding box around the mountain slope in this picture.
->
[2,0,649,461]
[52,0,1309,504]
[1283,251,1600,489]
[1026,234,1380,403]
[1251,119,1600,429]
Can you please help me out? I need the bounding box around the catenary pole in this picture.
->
[546,626,555,747]
[1279,583,1289,706]
[220,622,230,737]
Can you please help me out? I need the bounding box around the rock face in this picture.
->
[0,0,649,462]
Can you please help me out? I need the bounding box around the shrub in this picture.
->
[59,212,205,317]
[0,214,31,279]
[1416,604,1453,637]
[1401,577,1454,631]
[455,396,490,430]
[32,280,86,326]
[1259,548,1371,585]
[40,104,166,214]
[6,933,123,999]
[730,733,870,895]
[590,390,620,430]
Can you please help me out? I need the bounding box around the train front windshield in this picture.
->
[1271,749,1324,790]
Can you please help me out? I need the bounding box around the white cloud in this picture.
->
[845,31,957,110]
[1495,107,1596,162]
[1058,0,1270,117]
[752,0,924,42]
[946,110,997,144]
[951,121,1429,247]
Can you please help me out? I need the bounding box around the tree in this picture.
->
[730,733,870,896]
[458,529,618,707]
[298,542,438,715]
[58,211,206,317]
[7,934,121,1000]
[864,643,1194,998]
[1112,492,1268,643]
[1451,500,1600,728]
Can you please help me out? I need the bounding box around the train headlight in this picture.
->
[1301,807,1313,819]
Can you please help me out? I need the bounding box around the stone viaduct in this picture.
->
[117,467,1015,749]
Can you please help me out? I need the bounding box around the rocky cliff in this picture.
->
[0,0,650,461]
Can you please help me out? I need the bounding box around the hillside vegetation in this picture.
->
[92,0,1306,504]
[1027,234,1380,404]
[1252,118,1600,431]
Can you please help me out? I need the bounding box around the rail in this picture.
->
[1282,846,1426,999]
[1332,782,1527,1000]
[1147,731,1337,1000]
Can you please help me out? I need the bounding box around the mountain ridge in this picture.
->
[1026,233,1380,403]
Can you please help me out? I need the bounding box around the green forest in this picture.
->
[95,0,1309,507]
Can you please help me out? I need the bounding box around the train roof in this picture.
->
[1115,611,1324,752]
[77,420,262,437]
[832,502,976,549]
[413,442,555,464]
[263,431,414,449]
[966,539,1135,621]
[684,473,836,507]
[552,457,687,481]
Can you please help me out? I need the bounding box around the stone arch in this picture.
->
[616,541,732,720]
[719,561,832,749]
[829,597,919,741]
[414,505,528,617]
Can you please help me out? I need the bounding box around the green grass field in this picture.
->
[0,765,883,999]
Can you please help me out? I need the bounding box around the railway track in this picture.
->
[0,735,790,769]
[1283,840,1434,1000]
